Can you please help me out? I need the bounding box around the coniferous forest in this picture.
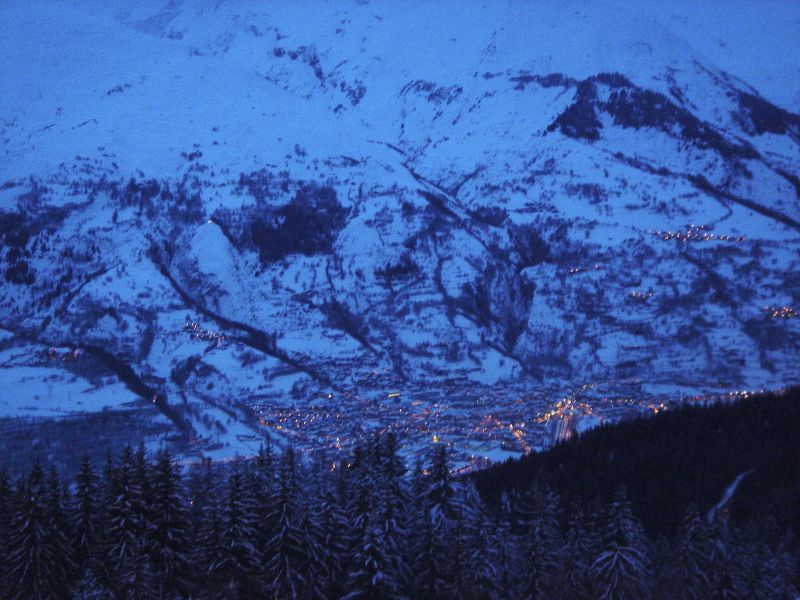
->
[0,389,798,599]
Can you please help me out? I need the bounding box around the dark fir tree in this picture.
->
[0,470,12,598]
[342,435,405,599]
[557,505,592,600]
[342,520,404,600]
[314,481,349,599]
[591,487,652,600]
[214,459,259,598]
[252,442,278,578]
[344,433,409,598]
[673,505,713,600]
[72,455,99,577]
[191,459,226,599]
[706,516,736,598]
[102,446,154,599]
[264,447,311,599]
[147,451,190,598]
[71,569,114,600]
[7,462,70,600]
[412,444,457,599]
[450,482,498,599]
[516,482,563,600]
[425,444,457,528]
[377,433,411,589]
[47,466,75,580]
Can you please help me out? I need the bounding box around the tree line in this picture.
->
[0,393,798,598]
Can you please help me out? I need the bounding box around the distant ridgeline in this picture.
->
[0,388,797,598]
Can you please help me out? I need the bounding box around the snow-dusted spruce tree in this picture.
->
[299,491,326,595]
[425,443,458,529]
[404,455,428,587]
[147,450,190,598]
[343,434,409,599]
[3,431,799,598]
[264,446,311,599]
[252,443,278,577]
[493,517,521,598]
[342,439,379,597]
[738,537,771,600]
[72,455,99,578]
[0,470,11,595]
[133,444,151,511]
[102,446,155,599]
[71,569,114,600]
[556,505,592,599]
[377,433,411,577]
[376,434,411,590]
[7,462,70,600]
[735,531,798,600]
[757,543,798,600]
[345,441,375,538]
[214,458,259,598]
[773,548,799,600]
[515,482,563,600]
[672,505,713,599]
[342,518,406,600]
[412,443,459,599]
[190,459,227,599]
[703,514,738,599]
[774,545,800,599]
[91,452,115,588]
[47,466,76,578]
[411,496,448,599]
[590,486,653,600]
[450,481,499,598]
[313,480,349,598]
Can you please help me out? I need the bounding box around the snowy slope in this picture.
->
[0,0,798,468]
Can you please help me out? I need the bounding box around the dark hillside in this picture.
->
[474,387,800,538]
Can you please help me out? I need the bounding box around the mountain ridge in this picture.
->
[0,0,798,467]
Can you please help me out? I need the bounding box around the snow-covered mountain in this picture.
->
[1,0,798,469]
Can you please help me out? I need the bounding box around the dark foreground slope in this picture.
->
[475,386,800,538]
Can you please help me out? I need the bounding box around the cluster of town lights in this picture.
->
[184,321,227,346]
[763,306,798,319]
[649,224,746,243]
[629,290,654,302]
[569,264,601,275]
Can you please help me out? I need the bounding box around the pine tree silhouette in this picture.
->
[0,470,12,598]
[557,505,592,599]
[72,455,99,578]
[7,462,70,600]
[215,459,259,598]
[516,482,563,599]
[148,451,190,598]
[591,486,652,600]
[674,505,713,599]
[103,446,155,599]
[264,447,309,599]
[191,459,226,599]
